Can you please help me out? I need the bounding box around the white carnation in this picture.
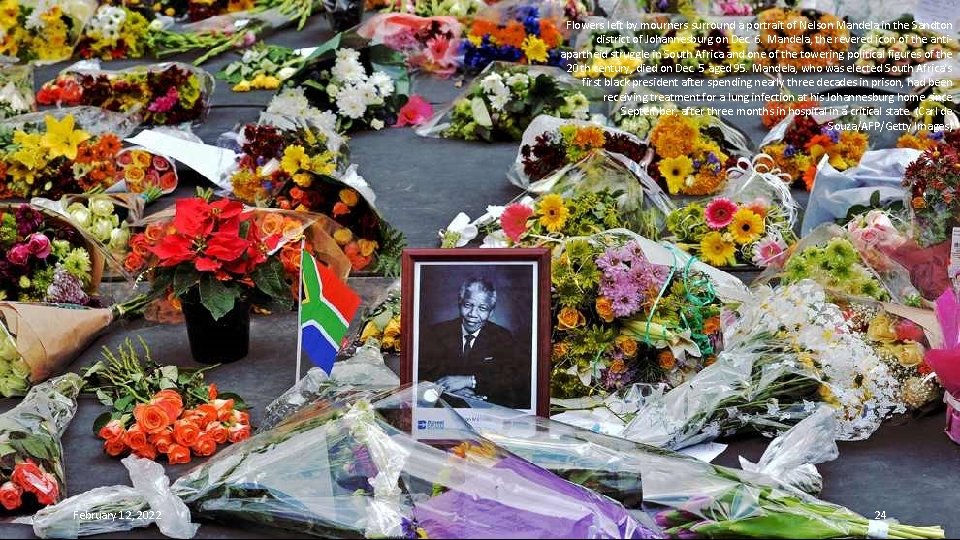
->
[337,90,368,119]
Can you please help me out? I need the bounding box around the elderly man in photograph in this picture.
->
[420,276,530,409]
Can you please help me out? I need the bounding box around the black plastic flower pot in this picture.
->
[180,287,251,365]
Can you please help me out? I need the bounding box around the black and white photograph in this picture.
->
[401,248,551,422]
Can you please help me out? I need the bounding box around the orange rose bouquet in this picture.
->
[85,339,250,465]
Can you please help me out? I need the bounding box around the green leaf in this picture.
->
[158,378,178,390]
[95,389,114,407]
[252,258,292,310]
[200,274,241,321]
[160,365,179,382]
[92,412,114,435]
[870,190,881,206]
[174,266,201,297]
[114,394,134,413]
[16,437,51,461]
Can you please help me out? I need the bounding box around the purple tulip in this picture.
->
[27,233,51,259]
[6,244,31,266]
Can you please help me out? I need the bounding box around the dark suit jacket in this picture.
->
[419,318,532,409]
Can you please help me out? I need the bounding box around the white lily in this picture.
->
[439,212,478,248]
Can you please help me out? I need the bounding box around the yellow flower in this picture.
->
[131,150,151,167]
[699,231,736,266]
[280,145,308,175]
[333,228,353,245]
[232,80,252,92]
[40,115,90,160]
[384,317,401,338]
[658,156,693,195]
[522,36,549,63]
[260,76,281,90]
[359,321,381,342]
[729,208,765,244]
[358,238,378,257]
[11,131,44,169]
[292,173,313,187]
[308,153,336,176]
[537,194,569,233]
[339,189,359,207]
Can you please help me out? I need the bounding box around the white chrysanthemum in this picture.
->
[480,73,505,94]
[488,88,510,111]
[332,56,366,83]
[336,90,367,119]
[368,72,394,96]
[335,47,361,64]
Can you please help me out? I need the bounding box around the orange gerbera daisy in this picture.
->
[495,20,527,48]
[539,19,563,48]
[572,126,606,149]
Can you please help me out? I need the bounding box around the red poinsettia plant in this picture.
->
[147,192,292,320]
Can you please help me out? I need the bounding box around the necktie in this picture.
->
[462,334,475,360]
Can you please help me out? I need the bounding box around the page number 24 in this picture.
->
[875,511,886,519]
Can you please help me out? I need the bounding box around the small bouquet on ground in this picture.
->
[0,108,138,199]
[354,281,401,354]
[43,194,138,269]
[665,154,799,268]
[218,43,307,91]
[461,1,568,73]
[114,147,178,197]
[149,0,258,22]
[645,111,735,195]
[37,62,215,127]
[369,0,484,16]
[620,280,902,449]
[283,37,415,132]
[27,386,656,539]
[0,0,95,63]
[85,339,251,464]
[511,116,649,186]
[0,65,34,120]
[357,13,464,77]
[761,112,870,191]
[0,374,82,514]
[854,15,960,77]
[222,91,405,274]
[418,63,592,142]
[756,222,921,305]
[651,16,751,78]
[903,130,960,248]
[0,203,105,306]
[478,409,946,539]
[73,4,150,60]
[839,299,941,411]
[754,7,850,73]
[146,12,262,66]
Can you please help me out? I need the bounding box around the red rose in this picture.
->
[191,434,217,457]
[205,422,228,444]
[11,461,59,506]
[132,444,158,461]
[166,444,191,465]
[207,383,218,400]
[103,438,127,457]
[0,481,22,510]
[173,419,201,447]
[227,424,251,443]
[98,419,125,441]
[894,320,925,343]
[149,431,175,454]
[124,424,148,450]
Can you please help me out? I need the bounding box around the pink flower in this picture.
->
[27,233,51,259]
[395,95,433,128]
[752,235,786,267]
[500,203,534,243]
[704,198,738,229]
[241,31,257,48]
[7,244,31,266]
[147,87,179,114]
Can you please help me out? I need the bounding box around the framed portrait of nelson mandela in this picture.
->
[400,248,551,438]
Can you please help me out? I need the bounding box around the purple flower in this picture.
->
[6,244,30,266]
[45,267,89,305]
[783,144,797,158]
[26,233,51,259]
[15,205,42,237]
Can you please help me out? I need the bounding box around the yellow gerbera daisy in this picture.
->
[729,208,765,244]
[657,156,693,195]
[522,36,549,63]
[699,231,736,267]
[537,194,570,233]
